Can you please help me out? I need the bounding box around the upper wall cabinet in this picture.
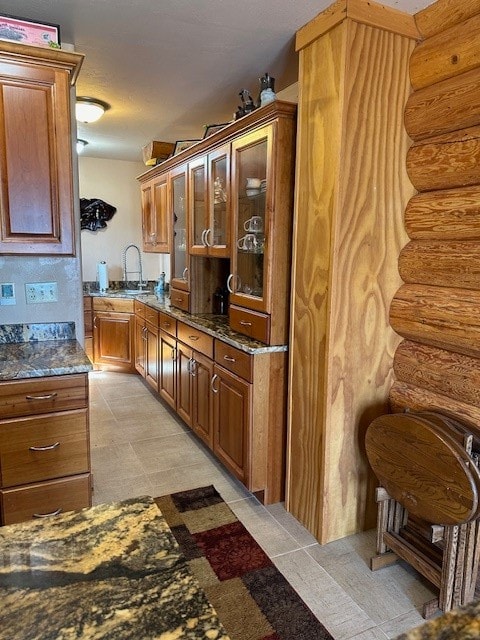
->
[141,173,171,253]
[137,101,297,344]
[0,41,84,255]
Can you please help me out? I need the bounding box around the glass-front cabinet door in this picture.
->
[189,157,207,255]
[208,145,229,257]
[229,125,272,313]
[170,163,189,291]
[189,145,230,257]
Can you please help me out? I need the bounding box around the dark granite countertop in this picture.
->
[0,339,92,381]
[0,496,229,639]
[396,600,480,639]
[88,291,287,355]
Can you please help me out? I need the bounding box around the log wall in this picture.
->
[390,0,480,437]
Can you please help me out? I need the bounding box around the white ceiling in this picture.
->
[2,0,433,162]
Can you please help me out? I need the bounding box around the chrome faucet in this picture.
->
[122,243,145,289]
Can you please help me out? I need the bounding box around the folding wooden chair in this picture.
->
[366,412,480,618]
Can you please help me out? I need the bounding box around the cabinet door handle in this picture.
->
[227,274,241,294]
[201,229,207,246]
[211,373,219,393]
[188,335,199,341]
[182,267,189,282]
[93,316,97,329]
[190,358,197,377]
[26,392,57,401]
[171,347,177,361]
[223,355,236,362]
[29,441,60,452]
[239,321,252,327]
[33,508,62,519]
[204,228,212,247]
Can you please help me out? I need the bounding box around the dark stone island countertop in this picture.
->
[0,322,92,381]
[0,496,229,640]
[396,600,480,639]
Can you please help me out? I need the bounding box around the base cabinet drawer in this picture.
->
[0,374,88,419]
[215,341,253,382]
[170,288,190,312]
[178,322,214,358]
[0,409,89,487]
[229,305,270,343]
[159,312,177,337]
[1,473,91,525]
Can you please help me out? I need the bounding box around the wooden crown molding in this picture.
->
[0,40,84,85]
[296,0,420,52]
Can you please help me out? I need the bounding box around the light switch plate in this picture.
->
[0,282,15,305]
[25,282,58,304]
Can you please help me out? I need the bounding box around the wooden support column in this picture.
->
[286,0,417,544]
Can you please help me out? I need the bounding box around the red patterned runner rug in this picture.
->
[155,485,333,640]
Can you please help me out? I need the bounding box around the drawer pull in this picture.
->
[189,335,199,341]
[163,322,171,328]
[223,355,236,363]
[33,508,62,519]
[239,321,252,327]
[26,392,58,401]
[175,297,183,303]
[29,441,60,452]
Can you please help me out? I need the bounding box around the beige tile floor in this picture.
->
[89,370,436,640]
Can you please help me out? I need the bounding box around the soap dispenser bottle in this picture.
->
[155,272,165,298]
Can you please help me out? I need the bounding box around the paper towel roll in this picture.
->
[97,261,109,292]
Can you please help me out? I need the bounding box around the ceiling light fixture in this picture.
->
[75,97,110,123]
[76,139,88,153]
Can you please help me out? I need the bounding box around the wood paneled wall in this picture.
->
[389,0,480,436]
[287,0,417,544]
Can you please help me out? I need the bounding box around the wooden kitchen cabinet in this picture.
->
[176,341,193,426]
[0,41,83,255]
[93,298,135,373]
[228,120,295,345]
[157,309,285,502]
[191,351,214,448]
[134,300,159,390]
[176,322,214,434]
[141,173,170,253]
[159,330,177,410]
[137,101,296,341]
[212,363,250,485]
[0,373,91,525]
[134,310,146,377]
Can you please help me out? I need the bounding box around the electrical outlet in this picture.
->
[25,282,58,304]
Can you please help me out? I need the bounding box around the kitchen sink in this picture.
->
[100,289,150,296]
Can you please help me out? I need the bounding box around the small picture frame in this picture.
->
[203,123,229,139]
[173,139,200,155]
[0,14,60,48]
